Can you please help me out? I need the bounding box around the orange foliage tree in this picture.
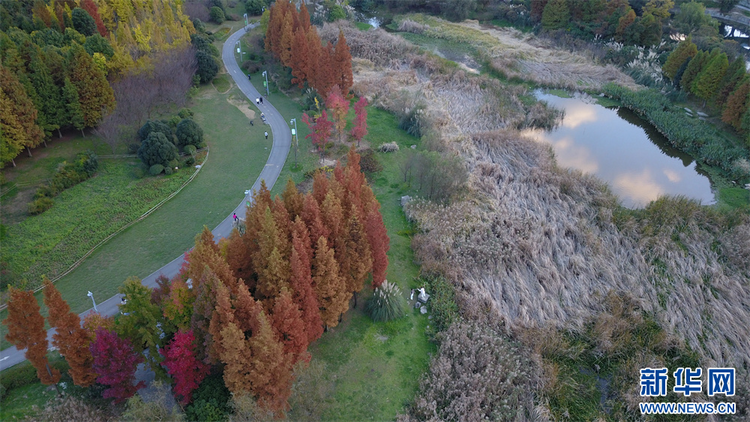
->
[4,287,61,386]
[43,278,96,387]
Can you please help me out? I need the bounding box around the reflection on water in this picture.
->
[521,91,715,208]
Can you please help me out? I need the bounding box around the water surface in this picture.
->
[522,91,715,208]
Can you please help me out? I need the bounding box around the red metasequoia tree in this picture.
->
[350,97,368,146]
[90,328,145,404]
[160,329,209,405]
[302,110,334,156]
[290,217,323,343]
[4,286,61,386]
[326,85,349,143]
[333,29,353,96]
[43,278,97,387]
[366,208,390,289]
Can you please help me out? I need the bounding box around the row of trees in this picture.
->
[4,148,390,414]
[0,0,197,168]
[0,31,114,167]
[302,86,369,154]
[532,0,671,45]
[663,36,750,136]
[264,0,353,98]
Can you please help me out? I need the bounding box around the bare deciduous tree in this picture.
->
[95,47,197,152]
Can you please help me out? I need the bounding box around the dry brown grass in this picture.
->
[406,128,750,371]
[449,18,639,91]
[334,15,750,415]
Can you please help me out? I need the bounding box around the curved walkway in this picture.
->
[0,24,290,371]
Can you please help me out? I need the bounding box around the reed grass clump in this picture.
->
[365,280,407,322]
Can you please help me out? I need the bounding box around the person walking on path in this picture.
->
[233,212,238,222]
[259,96,263,104]
[256,98,260,105]
[265,131,268,140]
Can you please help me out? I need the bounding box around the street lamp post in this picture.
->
[87,291,98,312]
[243,13,248,28]
[262,70,269,96]
[235,40,241,56]
[290,118,298,168]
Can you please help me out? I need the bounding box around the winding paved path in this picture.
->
[0,23,290,371]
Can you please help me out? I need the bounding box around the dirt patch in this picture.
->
[227,96,256,121]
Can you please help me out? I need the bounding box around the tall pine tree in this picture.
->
[68,44,115,128]
[0,64,44,165]
[693,52,728,106]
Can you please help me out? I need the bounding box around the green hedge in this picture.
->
[27,151,99,215]
[602,84,750,182]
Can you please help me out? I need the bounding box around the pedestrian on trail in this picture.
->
[259,96,263,104]
[233,212,238,222]
[256,97,260,105]
[265,131,268,140]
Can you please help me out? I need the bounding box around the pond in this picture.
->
[521,91,716,208]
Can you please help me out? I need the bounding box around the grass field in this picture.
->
[0,82,271,350]
[307,106,436,421]
[212,74,232,93]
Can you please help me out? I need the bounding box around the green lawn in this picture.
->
[212,74,232,93]
[308,106,437,420]
[0,83,271,350]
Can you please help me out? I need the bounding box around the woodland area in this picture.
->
[0,0,199,168]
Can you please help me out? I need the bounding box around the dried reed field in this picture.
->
[327,18,750,416]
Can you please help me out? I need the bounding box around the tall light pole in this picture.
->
[290,118,298,168]
[243,13,248,29]
[87,291,98,312]
[262,70,269,96]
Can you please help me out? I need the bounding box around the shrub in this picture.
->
[196,50,220,84]
[168,159,180,169]
[176,118,204,147]
[168,115,181,128]
[138,120,174,143]
[243,60,262,74]
[185,156,196,166]
[245,0,266,16]
[75,150,99,177]
[28,395,112,422]
[424,276,459,339]
[149,164,165,176]
[184,144,197,155]
[164,166,174,175]
[138,132,178,167]
[121,381,185,421]
[29,197,55,215]
[359,149,383,174]
[178,108,194,119]
[209,6,225,24]
[365,280,407,322]
[328,4,346,22]
[378,142,399,153]
[185,373,230,422]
